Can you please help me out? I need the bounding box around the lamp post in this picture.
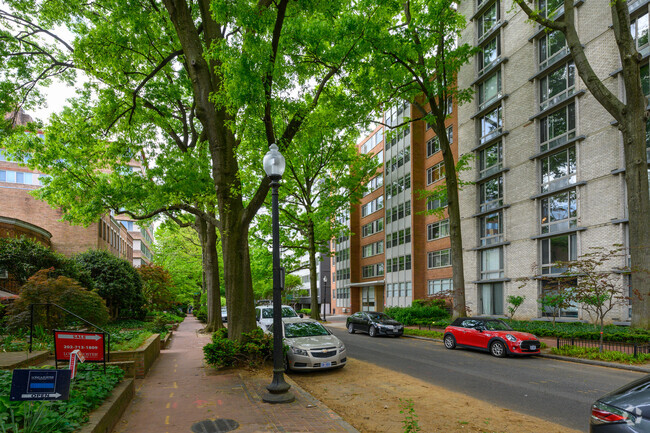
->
[322,275,328,322]
[262,144,294,404]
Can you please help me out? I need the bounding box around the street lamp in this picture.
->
[322,275,328,322]
[262,144,294,404]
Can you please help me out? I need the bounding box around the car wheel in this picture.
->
[369,326,377,337]
[444,334,456,349]
[347,323,355,334]
[490,340,507,358]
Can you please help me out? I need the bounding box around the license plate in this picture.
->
[530,346,536,350]
[321,362,332,368]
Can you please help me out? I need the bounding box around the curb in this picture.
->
[401,333,650,373]
[283,375,361,433]
[78,378,135,433]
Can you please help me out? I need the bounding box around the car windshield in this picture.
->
[367,312,390,321]
[284,322,329,338]
[484,320,513,331]
[262,307,298,319]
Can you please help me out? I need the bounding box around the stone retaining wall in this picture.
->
[109,334,160,378]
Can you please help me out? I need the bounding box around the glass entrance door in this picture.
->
[361,287,375,312]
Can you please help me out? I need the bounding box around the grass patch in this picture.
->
[109,330,154,351]
[551,345,650,364]
[404,328,444,339]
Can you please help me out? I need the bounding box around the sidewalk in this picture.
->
[112,315,358,433]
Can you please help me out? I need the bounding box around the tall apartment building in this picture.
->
[331,100,458,314]
[455,0,647,322]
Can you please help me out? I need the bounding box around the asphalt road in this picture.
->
[326,322,646,432]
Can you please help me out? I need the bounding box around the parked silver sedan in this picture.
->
[281,317,347,371]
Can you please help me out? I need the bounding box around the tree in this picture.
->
[137,263,177,311]
[506,295,526,319]
[7,268,109,332]
[0,0,382,341]
[0,236,93,289]
[514,0,650,328]
[362,0,476,318]
[554,246,629,352]
[263,117,377,320]
[74,250,145,319]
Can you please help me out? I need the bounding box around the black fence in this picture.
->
[557,337,650,358]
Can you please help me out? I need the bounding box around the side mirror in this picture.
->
[476,326,485,332]
[299,313,304,318]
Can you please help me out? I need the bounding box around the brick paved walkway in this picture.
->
[112,315,357,433]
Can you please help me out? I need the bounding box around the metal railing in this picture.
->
[557,337,650,358]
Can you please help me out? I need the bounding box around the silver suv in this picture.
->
[255,305,300,332]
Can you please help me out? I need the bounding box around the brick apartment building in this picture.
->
[0,111,153,291]
[332,99,458,314]
[332,0,648,323]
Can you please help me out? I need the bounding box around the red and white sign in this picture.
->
[54,331,105,362]
[68,349,85,379]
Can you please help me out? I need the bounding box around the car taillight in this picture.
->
[591,402,634,425]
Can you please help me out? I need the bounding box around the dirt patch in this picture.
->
[277,359,582,433]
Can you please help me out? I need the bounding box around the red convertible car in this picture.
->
[444,317,541,357]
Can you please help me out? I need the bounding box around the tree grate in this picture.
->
[190,419,239,433]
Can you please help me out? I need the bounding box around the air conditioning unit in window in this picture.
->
[0,269,8,279]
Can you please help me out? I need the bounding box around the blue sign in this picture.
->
[10,369,71,401]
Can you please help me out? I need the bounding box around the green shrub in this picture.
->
[505,320,650,343]
[7,269,109,332]
[298,308,311,315]
[551,345,650,364]
[204,328,272,369]
[404,328,444,339]
[196,307,207,323]
[385,304,449,326]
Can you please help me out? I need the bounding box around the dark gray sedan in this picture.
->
[590,374,650,432]
[346,311,403,337]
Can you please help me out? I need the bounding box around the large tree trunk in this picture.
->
[433,115,467,319]
[307,220,321,321]
[204,218,223,332]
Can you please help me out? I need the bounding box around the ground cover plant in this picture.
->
[384,301,449,326]
[505,320,650,343]
[551,345,650,365]
[403,329,444,339]
[0,364,125,433]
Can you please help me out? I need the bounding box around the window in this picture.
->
[478,70,501,110]
[362,196,384,217]
[363,175,384,196]
[386,147,410,174]
[479,176,503,212]
[480,211,503,246]
[538,0,563,19]
[479,141,502,178]
[336,249,350,262]
[386,254,411,273]
[480,106,502,144]
[480,247,503,279]
[479,283,504,315]
[386,201,411,224]
[375,151,383,165]
[540,62,575,110]
[478,2,499,41]
[385,174,411,199]
[362,263,384,278]
[427,220,449,241]
[427,136,441,157]
[362,240,384,258]
[541,233,577,274]
[428,249,451,268]
[539,30,567,71]
[541,147,576,193]
[428,279,453,296]
[446,125,453,144]
[386,228,410,248]
[362,218,384,237]
[427,196,448,211]
[479,37,500,74]
[541,279,578,317]
[631,12,649,54]
[427,162,445,185]
[540,102,576,152]
[541,190,577,234]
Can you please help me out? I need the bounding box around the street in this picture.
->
[326,321,645,431]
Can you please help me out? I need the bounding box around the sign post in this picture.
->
[10,369,71,401]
